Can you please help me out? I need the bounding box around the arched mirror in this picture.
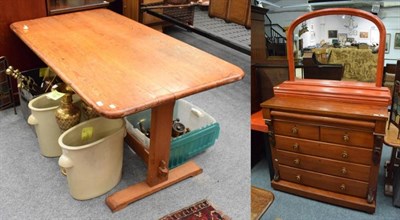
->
[286,8,386,87]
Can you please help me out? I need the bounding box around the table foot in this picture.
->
[106,161,203,212]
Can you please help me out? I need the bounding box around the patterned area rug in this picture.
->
[159,200,231,220]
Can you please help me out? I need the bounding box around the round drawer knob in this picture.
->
[293,143,299,150]
[341,151,348,159]
[341,167,347,174]
[343,134,350,142]
[296,175,301,182]
[293,159,300,165]
[340,184,346,191]
[292,127,298,135]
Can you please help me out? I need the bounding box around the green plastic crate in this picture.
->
[125,99,220,168]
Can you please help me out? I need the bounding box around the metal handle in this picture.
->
[293,158,300,165]
[340,184,346,191]
[341,151,348,159]
[296,175,301,182]
[341,167,347,174]
[293,143,299,150]
[292,126,298,135]
[343,133,350,142]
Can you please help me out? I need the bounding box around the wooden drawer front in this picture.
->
[279,165,369,198]
[320,127,373,148]
[277,150,370,181]
[275,135,373,165]
[274,121,319,140]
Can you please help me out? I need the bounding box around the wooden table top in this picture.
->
[11,9,244,118]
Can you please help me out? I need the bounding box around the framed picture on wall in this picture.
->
[338,33,347,43]
[328,30,338,38]
[395,33,400,49]
[386,33,391,54]
[346,37,355,43]
[360,32,368,38]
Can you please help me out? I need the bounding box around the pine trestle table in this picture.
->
[10,9,244,212]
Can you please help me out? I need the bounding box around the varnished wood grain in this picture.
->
[271,180,376,213]
[106,161,202,212]
[208,0,229,19]
[226,0,250,26]
[274,120,320,140]
[0,0,46,71]
[320,127,373,148]
[0,0,47,101]
[275,135,373,165]
[264,96,386,213]
[262,96,388,122]
[271,110,375,130]
[147,101,174,186]
[273,80,391,106]
[277,150,371,182]
[10,9,244,118]
[251,110,268,133]
[250,7,268,65]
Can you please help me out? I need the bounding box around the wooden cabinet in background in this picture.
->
[226,0,250,26]
[0,0,46,71]
[0,57,16,112]
[46,0,110,15]
[123,0,164,31]
[208,0,229,19]
[0,0,47,102]
[209,0,250,27]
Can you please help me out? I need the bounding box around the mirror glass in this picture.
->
[293,15,380,83]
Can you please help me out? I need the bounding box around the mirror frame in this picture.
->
[286,8,386,87]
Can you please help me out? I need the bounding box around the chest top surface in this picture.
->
[261,96,388,121]
[11,9,244,118]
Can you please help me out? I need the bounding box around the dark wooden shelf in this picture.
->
[0,57,16,113]
[47,0,109,15]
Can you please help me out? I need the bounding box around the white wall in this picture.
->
[380,7,400,64]
[266,6,400,64]
[297,15,377,47]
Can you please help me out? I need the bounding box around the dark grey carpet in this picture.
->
[251,146,400,220]
[0,26,250,219]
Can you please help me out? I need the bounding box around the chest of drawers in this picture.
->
[261,95,388,213]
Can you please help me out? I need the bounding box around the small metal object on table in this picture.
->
[10,9,244,212]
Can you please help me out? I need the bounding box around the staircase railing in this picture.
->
[264,13,287,56]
